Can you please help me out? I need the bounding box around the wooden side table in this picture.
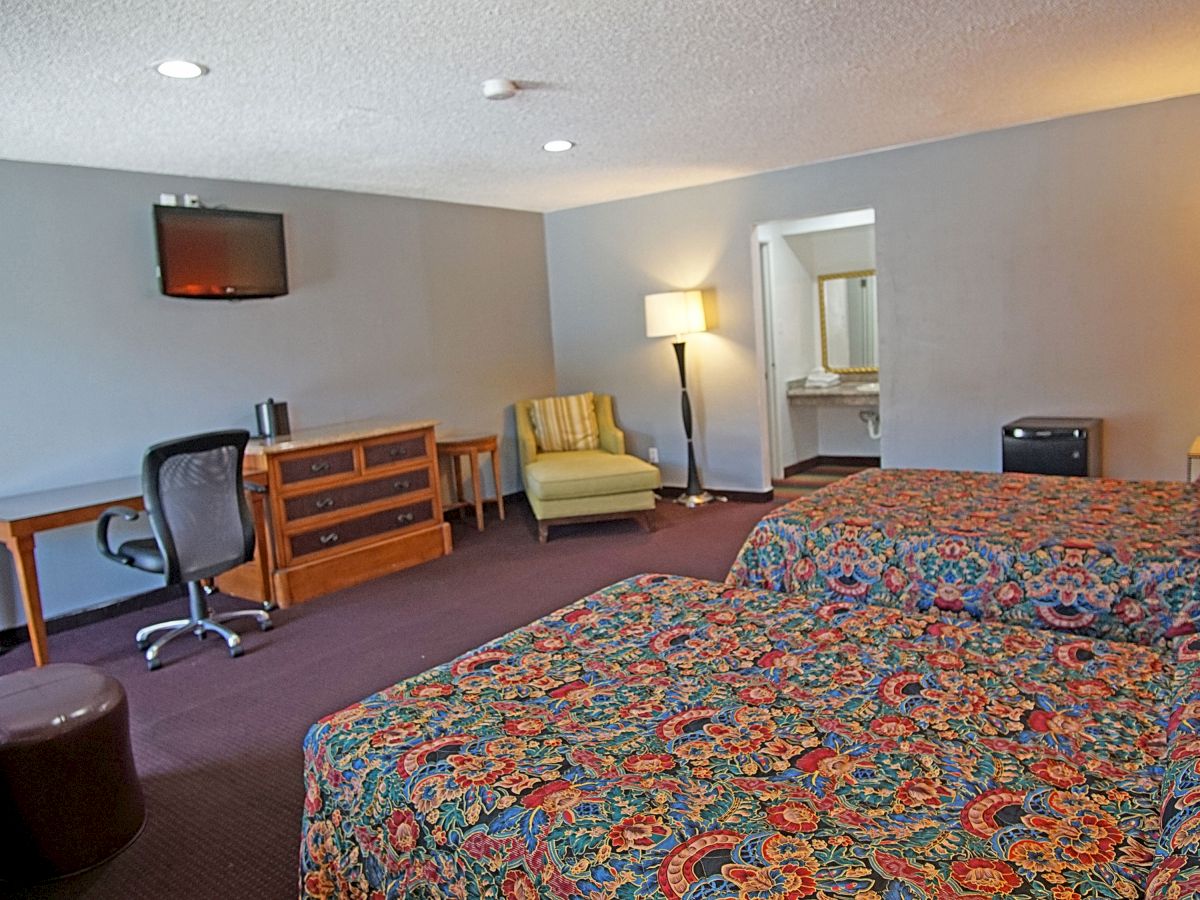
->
[1189,436,1200,482]
[437,434,504,531]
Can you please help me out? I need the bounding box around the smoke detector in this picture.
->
[482,78,518,100]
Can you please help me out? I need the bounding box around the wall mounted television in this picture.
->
[154,205,289,299]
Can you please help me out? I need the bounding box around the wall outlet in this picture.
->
[182,194,201,208]
[648,447,659,463]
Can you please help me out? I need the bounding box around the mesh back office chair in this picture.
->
[97,430,272,670]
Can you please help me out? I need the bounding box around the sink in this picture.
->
[856,383,879,394]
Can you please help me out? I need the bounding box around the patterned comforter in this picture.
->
[728,469,1200,645]
[301,573,1173,899]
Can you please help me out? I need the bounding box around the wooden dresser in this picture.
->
[246,419,451,606]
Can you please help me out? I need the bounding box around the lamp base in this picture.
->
[673,490,727,508]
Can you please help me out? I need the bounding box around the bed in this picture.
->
[300,572,1175,899]
[728,468,1200,644]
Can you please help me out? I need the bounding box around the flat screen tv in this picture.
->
[154,205,288,299]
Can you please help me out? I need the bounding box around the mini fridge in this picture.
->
[1002,417,1102,477]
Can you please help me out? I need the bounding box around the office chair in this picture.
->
[97,430,272,670]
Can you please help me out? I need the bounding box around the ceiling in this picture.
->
[5,0,1200,212]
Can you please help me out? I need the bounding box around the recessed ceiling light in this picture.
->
[543,139,575,153]
[156,60,207,79]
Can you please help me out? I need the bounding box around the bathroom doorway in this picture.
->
[753,209,879,482]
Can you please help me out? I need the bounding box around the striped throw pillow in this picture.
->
[530,393,600,452]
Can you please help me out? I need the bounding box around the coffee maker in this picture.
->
[254,398,291,439]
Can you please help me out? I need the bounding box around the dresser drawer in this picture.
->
[283,468,431,522]
[289,499,434,560]
[277,447,356,485]
[363,433,427,469]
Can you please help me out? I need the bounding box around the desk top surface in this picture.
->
[247,417,439,456]
[0,475,143,525]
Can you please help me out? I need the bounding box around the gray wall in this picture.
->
[0,160,553,629]
[546,94,1200,492]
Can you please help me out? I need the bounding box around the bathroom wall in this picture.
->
[758,223,818,472]
[783,224,878,458]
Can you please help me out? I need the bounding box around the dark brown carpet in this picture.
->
[0,495,780,899]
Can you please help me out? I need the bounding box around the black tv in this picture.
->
[154,205,288,299]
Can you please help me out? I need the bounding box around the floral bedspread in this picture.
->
[728,469,1200,645]
[1148,631,1200,899]
[301,573,1170,899]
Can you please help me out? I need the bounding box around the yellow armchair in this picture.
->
[515,393,661,542]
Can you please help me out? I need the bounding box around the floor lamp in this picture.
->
[644,290,725,507]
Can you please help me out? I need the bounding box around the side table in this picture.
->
[1189,436,1200,482]
[437,434,504,531]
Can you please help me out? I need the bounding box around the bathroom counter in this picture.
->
[786,380,879,407]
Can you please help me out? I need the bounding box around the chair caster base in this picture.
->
[136,601,264,669]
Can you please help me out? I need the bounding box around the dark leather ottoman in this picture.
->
[0,663,145,882]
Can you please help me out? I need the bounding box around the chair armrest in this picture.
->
[594,394,626,455]
[514,401,539,468]
[599,424,625,456]
[96,506,142,565]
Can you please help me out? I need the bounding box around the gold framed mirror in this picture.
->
[818,269,878,374]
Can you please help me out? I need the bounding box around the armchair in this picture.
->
[516,392,661,542]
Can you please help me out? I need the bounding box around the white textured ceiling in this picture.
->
[4,0,1200,212]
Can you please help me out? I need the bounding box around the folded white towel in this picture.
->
[804,368,841,387]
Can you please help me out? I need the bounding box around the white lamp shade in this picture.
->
[644,290,707,338]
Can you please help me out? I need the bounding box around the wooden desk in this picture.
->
[0,477,143,667]
[0,471,271,667]
[1,418,447,663]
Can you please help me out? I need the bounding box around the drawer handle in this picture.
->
[319,532,340,545]
[315,497,335,510]
[393,480,410,491]
[388,447,408,458]
[396,512,415,524]
[310,461,331,473]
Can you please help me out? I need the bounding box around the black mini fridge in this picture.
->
[1002,417,1102,477]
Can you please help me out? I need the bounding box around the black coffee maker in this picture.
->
[254,398,291,439]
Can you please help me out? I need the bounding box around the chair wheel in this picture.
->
[147,657,162,671]
[136,638,150,651]
[229,643,243,659]
[259,619,273,632]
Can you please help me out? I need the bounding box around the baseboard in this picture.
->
[0,585,183,651]
[784,455,881,477]
[657,486,774,504]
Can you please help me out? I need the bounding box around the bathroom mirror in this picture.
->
[818,269,878,374]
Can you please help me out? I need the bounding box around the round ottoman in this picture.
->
[0,663,145,882]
